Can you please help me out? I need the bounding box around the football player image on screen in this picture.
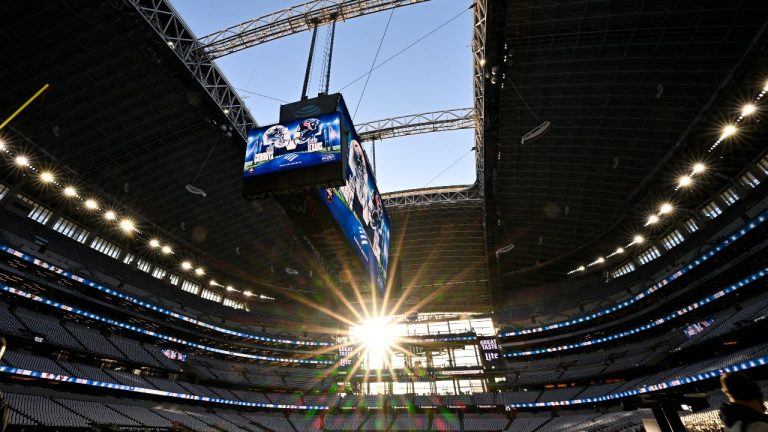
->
[340,140,387,264]
[341,140,370,227]
[368,193,384,263]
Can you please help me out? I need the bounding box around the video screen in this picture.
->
[321,130,391,293]
[162,348,187,362]
[244,112,342,178]
[683,319,714,338]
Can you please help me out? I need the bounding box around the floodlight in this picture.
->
[720,125,737,139]
[149,239,160,248]
[659,203,673,214]
[692,163,706,174]
[161,245,172,254]
[63,187,77,197]
[195,268,205,276]
[40,172,55,183]
[647,215,659,224]
[14,156,28,166]
[181,261,193,270]
[104,211,117,221]
[679,176,692,187]
[85,199,98,210]
[119,219,135,232]
[741,104,756,116]
[634,235,644,244]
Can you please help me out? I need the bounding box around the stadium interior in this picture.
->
[2,1,768,431]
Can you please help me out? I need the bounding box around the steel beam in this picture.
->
[382,186,481,208]
[472,0,487,196]
[198,0,430,59]
[124,0,257,140]
[357,108,475,142]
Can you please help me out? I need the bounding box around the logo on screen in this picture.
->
[294,104,321,118]
[284,153,299,162]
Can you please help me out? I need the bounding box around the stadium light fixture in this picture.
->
[84,199,98,210]
[577,265,585,271]
[40,172,55,183]
[647,215,659,225]
[119,219,135,232]
[692,163,706,175]
[63,186,77,197]
[0,139,5,150]
[226,285,234,291]
[634,235,645,244]
[161,245,172,255]
[15,156,29,166]
[659,203,673,214]
[741,104,756,116]
[209,279,217,286]
[616,247,624,254]
[597,257,605,264]
[195,268,205,276]
[243,290,253,297]
[149,239,160,248]
[104,210,117,221]
[679,175,692,187]
[181,261,193,270]
[720,125,737,140]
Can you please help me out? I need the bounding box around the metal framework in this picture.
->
[124,0,257,139]
[379,1,487,207]
[357,108,475,142]
[472,0,487,196]
[198,0,430,59]
[382,185,481,208]
[125,0,489,209]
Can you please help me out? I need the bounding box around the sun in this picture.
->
[350,316,399,369]
[353,317,396,350]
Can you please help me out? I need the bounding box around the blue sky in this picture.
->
[171,0,476,193]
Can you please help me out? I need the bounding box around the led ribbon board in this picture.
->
[505,267,768,357]
[0,365,327,410]
[0,283,333,365]
[499,210,768,338]
[0,356,764,410]
[0,244,330,346]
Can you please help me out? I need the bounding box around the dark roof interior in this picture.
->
[2,0,768,319]
[483,0,768,301]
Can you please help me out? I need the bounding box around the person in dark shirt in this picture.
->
[720,372,768,432]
